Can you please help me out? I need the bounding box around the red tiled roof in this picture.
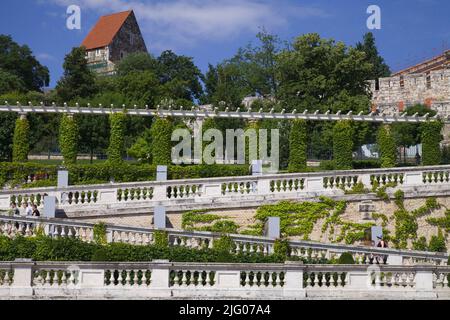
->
[81,10,132,50]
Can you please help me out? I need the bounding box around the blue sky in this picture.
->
[1,0,450,88]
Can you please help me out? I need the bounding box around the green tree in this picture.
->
[107,112,126,164]
[288,119,307,172]
[59,114,79,164]
[202,30,283,106]
[276,33,372,113]
[116,70,160,106]
[116,52,159,76]
[0,70,26,94]
[0,111,17,161]
[421,121,443,165]
[12,115,29,162]
[157,50,204,102]
[0,34,49,91]
[127,128,152,163]
[56,47,98,102]
[377,124,396,168]
[391,105,436,163]
[333,121,353,169]
[151,117,173,165]
[355,32,391,80]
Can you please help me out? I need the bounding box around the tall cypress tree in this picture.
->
[288,119,307,172]
[356,32,391,79]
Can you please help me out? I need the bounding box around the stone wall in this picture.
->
[369,69,450,112]
[76,194,450,251]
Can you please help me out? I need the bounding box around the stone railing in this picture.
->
[0,260,449,299]
[0,215,447,266]
[1,165,450,212]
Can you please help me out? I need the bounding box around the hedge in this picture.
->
[59,114,78,165]
[421,121,443,166]
[332,121,353,170]
[107,112,126,164]
[12,116,29,162]
[377,124,396,168]
[151,117,173,165]
[288,120,307,172]
[0,162,249,188]
[0,235,326,264]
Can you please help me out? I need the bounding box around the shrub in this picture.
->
[153,230,169,248]
[93,222,107,245]
[273,239,291,257]
[337,252,355,264]
[12,116,29,162]
[59,114,78,164]
[377,125,396,168]
[333,121,353,170]
[421,121,443,166]
[213,235,235,252]
[288,120,307,172]
[107,112,126,164]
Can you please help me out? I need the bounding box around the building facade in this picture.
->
[369,51,450,146]
[81,10,147,76]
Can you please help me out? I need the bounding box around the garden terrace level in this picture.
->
[0,260,449,299]
[0,103,447,123]
[1,165,450,214]
[0,215,447,265]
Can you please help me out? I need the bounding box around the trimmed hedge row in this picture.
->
[0,235,326,264]
[0,162,250,188]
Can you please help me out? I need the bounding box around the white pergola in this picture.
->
[0,102,446,123]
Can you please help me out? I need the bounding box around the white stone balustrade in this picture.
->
[0,215,447,266]
[0,260,449,299]
[1,165,450,212]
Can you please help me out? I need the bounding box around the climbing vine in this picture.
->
[107,112,126,164]
[12,116,29,162]
[376,124,396,168]
[421,121,443,165]
[181,210,239,234]
[288,119,307,172]
[332,121,353,170]
[151,117,173,165]
[59,114,78,164]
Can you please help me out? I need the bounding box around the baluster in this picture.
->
[306,273,312,287]
[173,271,180,286]
[182,271,188,287]
[133,270,139,286]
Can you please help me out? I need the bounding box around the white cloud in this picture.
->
[36,53,56,61]
[45,0,329,50]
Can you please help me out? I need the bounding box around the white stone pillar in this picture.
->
[149,260,171,290]
[283,262,306,298]
[10,259,34,296]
